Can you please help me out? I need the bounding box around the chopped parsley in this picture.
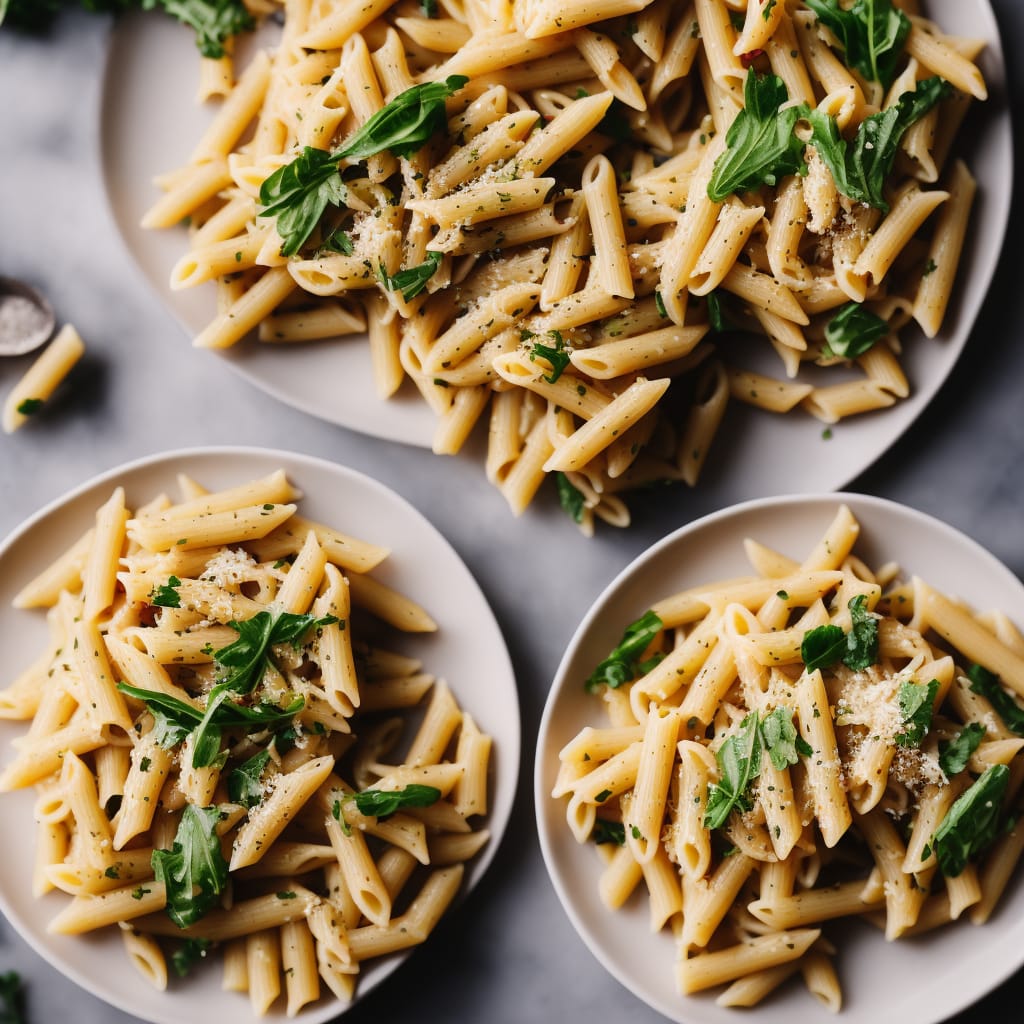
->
[150,575,182,609]
[15,397,43,416]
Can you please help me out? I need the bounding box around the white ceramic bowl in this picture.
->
[536,493,1024,1024]
[0,447,520,1024]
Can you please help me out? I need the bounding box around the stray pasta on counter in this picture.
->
[0,469,493,1018]
[552,505,1024,1009]
[145,0,987,531]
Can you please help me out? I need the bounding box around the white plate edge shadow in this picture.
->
[98,0,1012,499]
[0,446,520,1024]
[535,491,1024,1024]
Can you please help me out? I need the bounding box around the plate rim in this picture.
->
[0,444,521,1024]
[535,489,1024,1024]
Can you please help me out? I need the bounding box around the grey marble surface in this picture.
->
[0,5,1022,1023]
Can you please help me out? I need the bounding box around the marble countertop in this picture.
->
[0,5,1022,1023]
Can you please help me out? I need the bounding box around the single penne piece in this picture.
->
[794,669,852,848]
[2,323,86,434]
[677,929,820,994]
[231,756,336,869]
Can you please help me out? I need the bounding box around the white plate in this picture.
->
[0,447,520,1024]
[535,493,1024,1024]
[100,2,1011,490]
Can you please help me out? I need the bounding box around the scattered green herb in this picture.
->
[967,663,1024,736]
[823,302,889,359]
[931,764,1009,876]
[152,804,229,928]
[938,722,985,777]
[585,610,663,691]
[894,678,939,748]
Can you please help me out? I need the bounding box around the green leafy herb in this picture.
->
[158,0,255,58]
[333,784,441,834]
[707,72,808,201]
[706,291,734,333]
[379,251,443,301]
[420,0,437,16]
[118,684,199,748]
[150,575,183,609]
[704,713,763,829]
[585,610,663,692]
[800,624,846,672]
[0,970,24,1024]
[171,937,213,977]
[938,722,986,777]
[806,77,951,213]
[931,764,1009,877]
[227,749,271,809]
[801,595,878,672]
[15,397,43,416]
[1,1,253,58]
[336,75,468,161]
[555,471,585,524]
[763,0,777,21]
[592,819,626,845]
[258,146,349,257]
[654,291,668,318]
[823,302,889,359]
[895,678,939,748]
[967,663,1024,736]
[529,330,570,383]
[151,804,229,928]
[761,706,804,770]
[805,0,910,88]
[321,226,354,255]
[260,76,466,254]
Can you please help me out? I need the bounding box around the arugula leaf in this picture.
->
[529,330,570,383]
[150,575,183,608]
[707,71,808,202]
[336,75,468,161]
[257,76,466,254]
[894,678,939,748]
[761,706,803,770]
[351,784,441,818]
[117,683,201,747]
[379,251,443,301]
[938,722,986,777]
[800,624,846,673]
[555,471,585,524]
[801,595,879,673]
[159,0,254,58]
[585,610,664,692]
[592,819,626,845]
[844,594,879,671]
[259,147,349,257]
[151,804,229,928]
[931,763,1009,877]
[967,663,1024,736]
[117,683,303,767]
[806,77,951,213]
[805,0,910,89]
[171,937,213,977]
[227,749,271,809]
[0,971,24,1024]
[823,302,889,359]
[704,713,763,829]
[333,784,441,834]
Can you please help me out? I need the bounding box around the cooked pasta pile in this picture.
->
[0,470,493,1017]
[144,0,987,532]
[553,505,1024,1009]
